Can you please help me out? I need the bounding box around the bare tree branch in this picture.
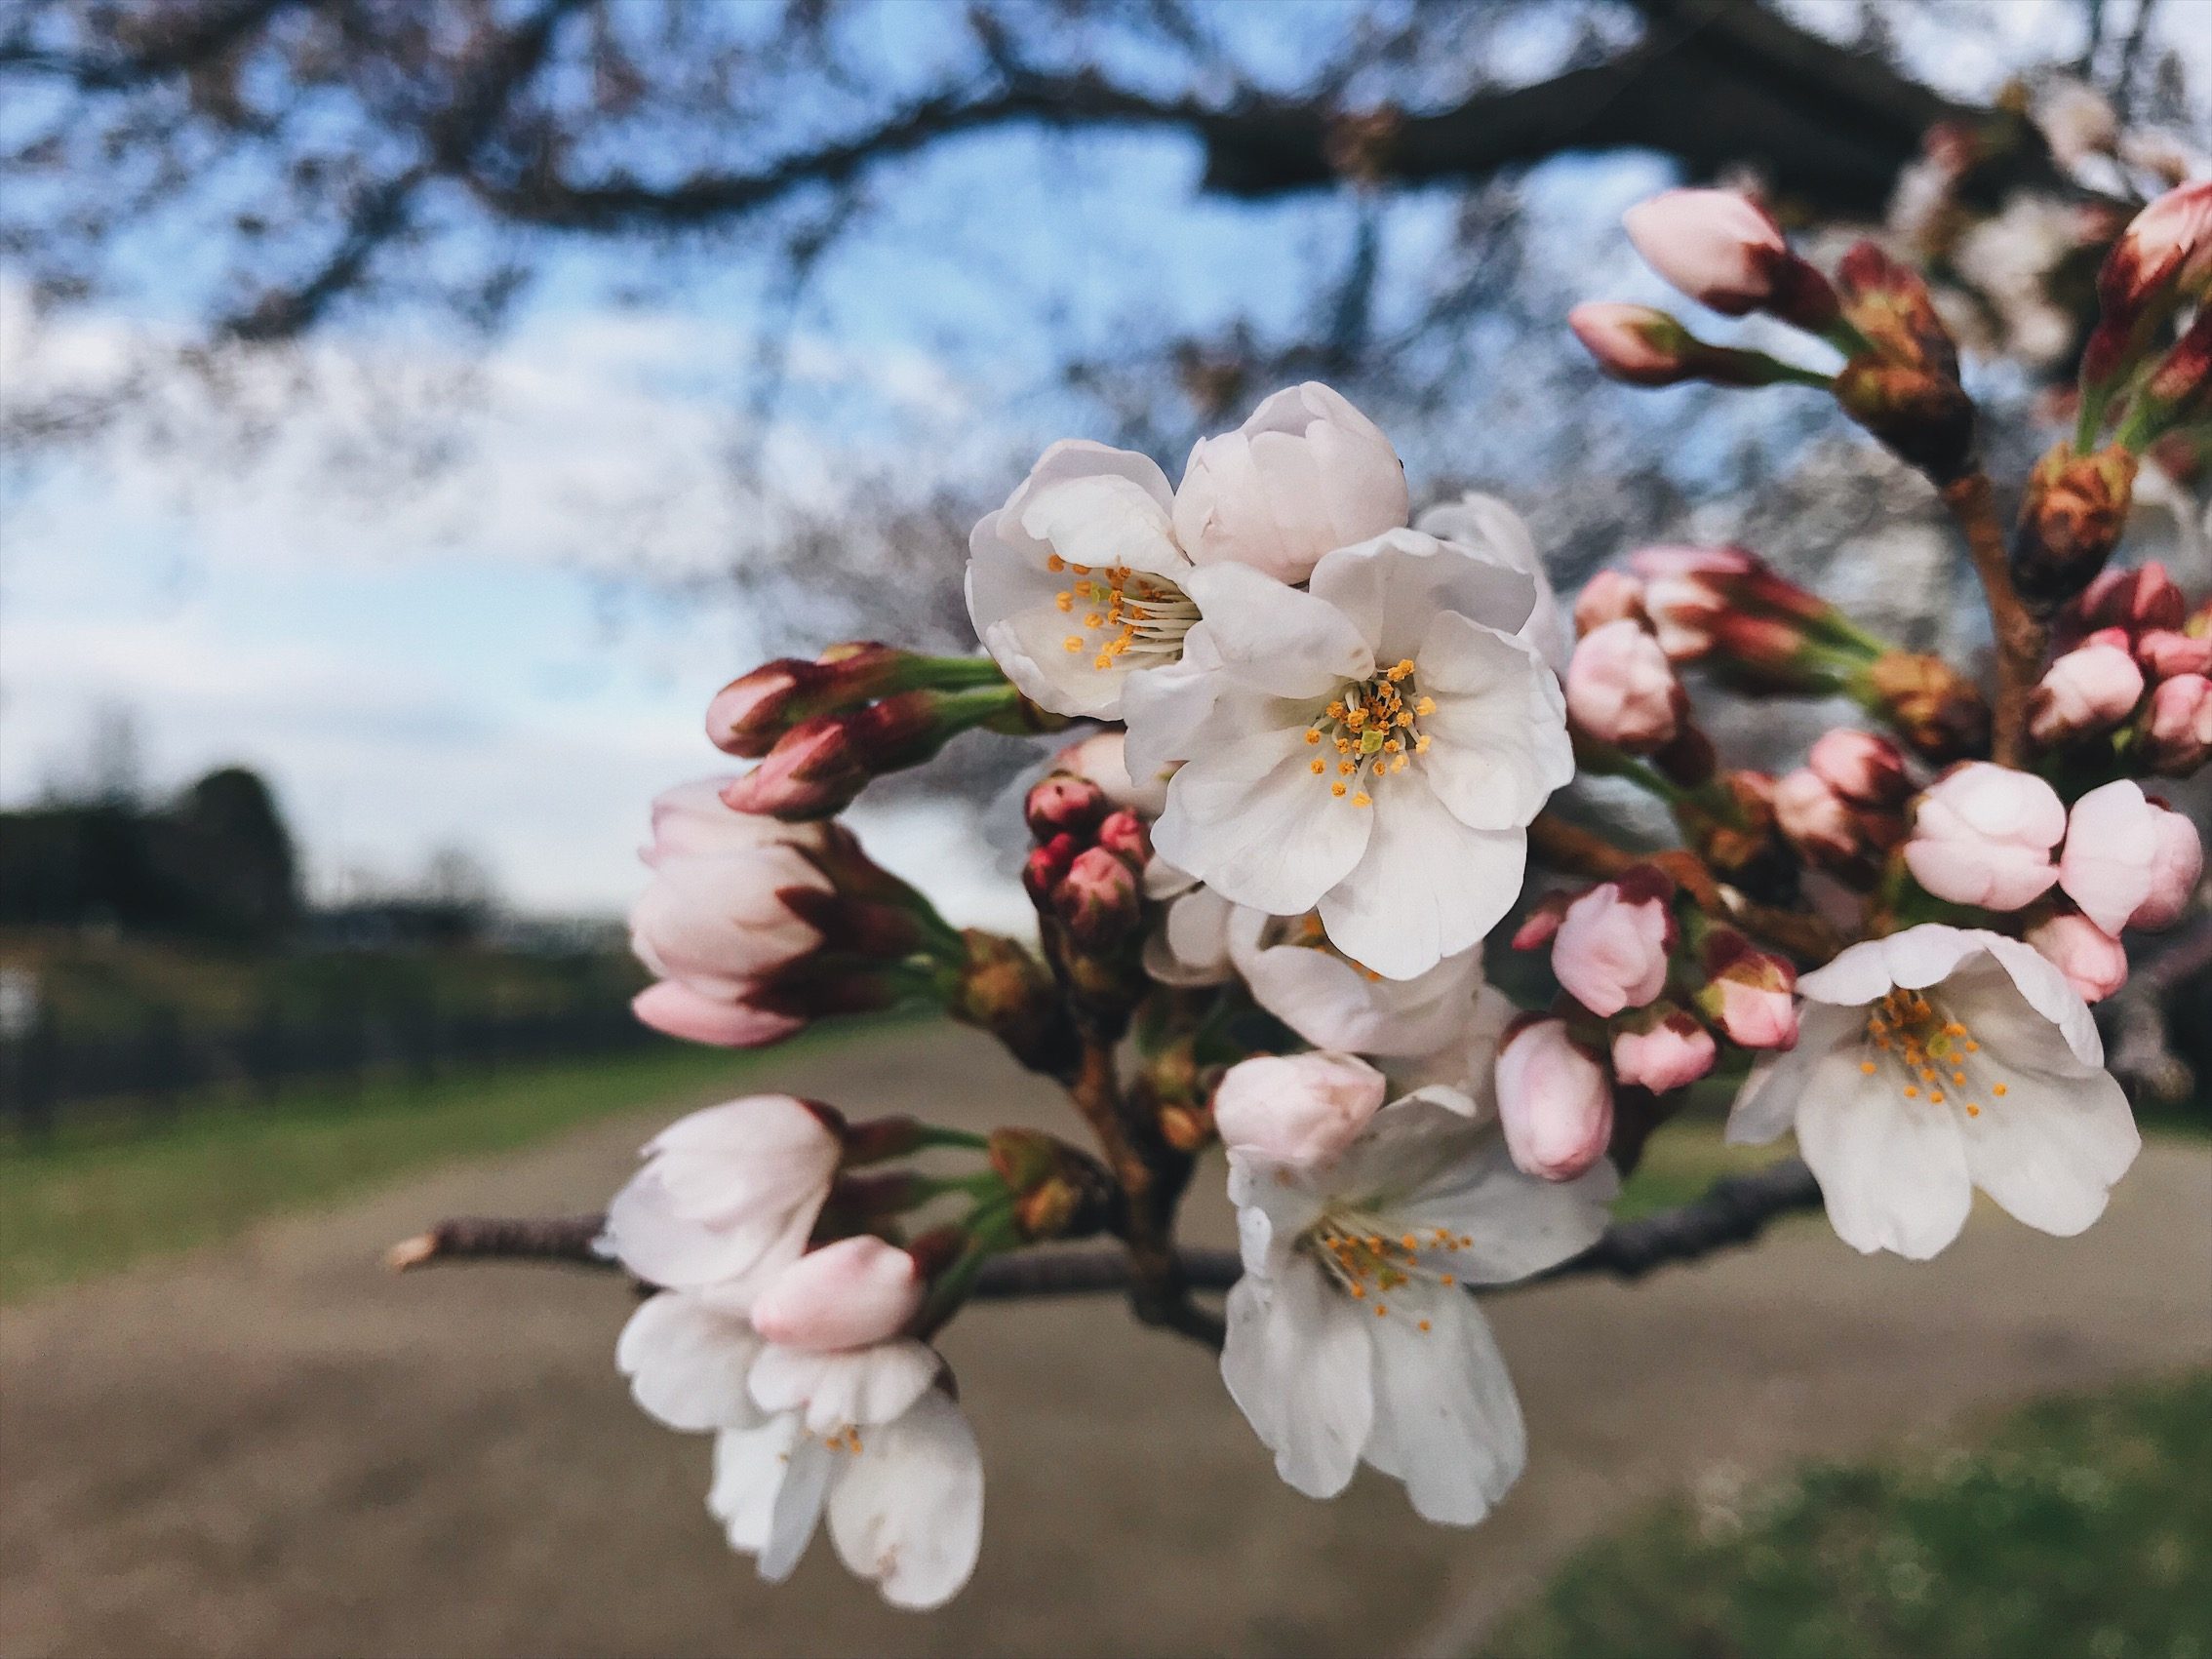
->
[0,0,304,90]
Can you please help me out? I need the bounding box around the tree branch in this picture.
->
[0,0,303,90]
[1940,471,2045,767]
[386,1157,1826,1317]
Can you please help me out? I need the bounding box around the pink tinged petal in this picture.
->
[748,1340,941,1438]
[632,980,804,1048]
[1903,836,2060,910]
[1551,884,1672,1017]
[750,1237,925,1353]
[1795,1068,1974,1260]
[2058,779,2161,934]
[709,1416,806,1557]
[1622,188,1788,313]
[825,1389,985,1611]
[1414,612,1575,832]
[1309,529,1539,664]
[1492,1019,1614,1181]
[2134,807,2202,930]
[1154,721,1374,918]
[616,1293,768,1433]
[1611,1017,1718,1092]
[1315,771,1526,981]
[1956,1068,2139,1238]
[1724,1007,1860,1144]
[2026,914,2129,1003]
[1361,1285,1525,1526]
[1180,562,1376,698]
[1220,1257,1374,1501]
[1212,1051,1390,1165]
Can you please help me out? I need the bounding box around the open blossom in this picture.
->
[1903,763,2067,911]
[966,440,1210,722]
[1549,874,1674,1018]
[1145,530,1572,980]
[603,1096,843,1292]
[2028,640,2144,745]
[1728,926,2139,1259]
[616,1289,981,1609]
[2059,780,2203,933]
[1221,1095,1615,1523]
[1565,618,1680,751]
[1417,492,1573,674]
[1492,1018,1614,1181]
[2027,913,2130,1004]
[1172,382,1408,585]
[1212,1051,1391,1167]
[1611,1006,1718,1093]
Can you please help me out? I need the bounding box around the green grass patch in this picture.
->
[0,1041,763,1303]
[1484,1370,2212,1659]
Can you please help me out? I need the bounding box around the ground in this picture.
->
[3,1022,2207,1658]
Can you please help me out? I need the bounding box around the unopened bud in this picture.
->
[1621,189,1839,331]
[2028,640,2147,747]
[2079,180,2212,398]
[1025,772,1109,843]
[2026,912,2130,1004]
[1567,302,1822,389]
[1807,729,1911,809]
[1860,652,1993,763]
[1609,1004,1718,1094]
[2127,307,2212,442]
[1833,359,1978,483]
[986,1128,1116,1242]
[952,929,1078,1079]
[1023,833,1080,907]
[1493,1017,1614,1182]
[1565,620,1682,752]
[2136,629,2212,681]
[1095,809,1152,865]
[1572,570,1649,634]
[2067,561,2187,641]
[2010,443,2140,613]
[1053,846,1142,950]
[1772,768,1862,869]
[1551,869,1677,1019]
[2143,673,2212,774]
[750,1236,924,1352]
[1692,931,1799,1049]
[707,643,913,758]
[1213,1051,1388,1165]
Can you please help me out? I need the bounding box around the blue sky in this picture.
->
[1,0,2198,919]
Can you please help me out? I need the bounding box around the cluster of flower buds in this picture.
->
[2015,182,2212,611]
[1610,545,1991,761]
[1771,730,1914,883]
[1500,865,1797,1182]
[1899,763,2202,1002]
[628,781,966,1047]
[1570,188,1980,483]
[2034,563,2212,773]
[711,642,1065,819]
[1021,767,1155,1015]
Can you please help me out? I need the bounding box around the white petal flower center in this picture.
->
[1862,986,2012,1117]
[1050,557,1198,673]
[1304,660,1434,808]
[1301,1205,1472,1329]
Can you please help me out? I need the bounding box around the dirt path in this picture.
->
[3,1023,2207,1659]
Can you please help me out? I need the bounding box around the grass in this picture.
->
[0,1041,753,1304]
[1483,1370,2212,1659]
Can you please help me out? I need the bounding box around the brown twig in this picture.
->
[1940,471,2045,767]
[388,1157,1825,1333]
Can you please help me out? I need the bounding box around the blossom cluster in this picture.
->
[480,176,2204,1613]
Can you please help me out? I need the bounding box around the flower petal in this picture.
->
[1316,771,1525,980]
[1795,1067,1974,1259]
[825,1389,985,1611]
[756,1434,835,1583]
[1182,562,1375,698]
[1955,1062,2138,1237]
[1413,612,1574,831]
[748,1340,940,1437]
[1416,492,1571,674]
[1725,1007,1858,1144]
[709,1415,807,1556]
[616,1292,767,1433]
[1220,1256,1372,1500]
[1378,1119,1618,1284]
[1362,1284,1526,1525]
[1310,528,1539,661]
[1154,715,1373,916]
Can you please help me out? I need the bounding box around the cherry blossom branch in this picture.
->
[386,1158,1824,1313]
[1940,471,2046,767]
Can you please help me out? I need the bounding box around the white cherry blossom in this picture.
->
[1143,531,1572,979]
[1727,925,2139,1260]
[1221,1095,1615,1523]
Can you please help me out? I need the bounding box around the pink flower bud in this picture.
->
[2026,913,2129,1004]
[1694,932,1799,1049]
[630,795,829,987]
[2081,181,2212,390]
[632,978,807,1048]
[1772,769,1860,865]
[1095,809,1152,865]
[1551,873,1675,1017]
[1051,730,1166,815]
[1512,891,1571,951]
[1610,1007,1718,1094]
[1622,189,1794,316]
[1567,302,1700,385]
[1173,382,1408,585]
[1022,833,1079,907]
[1565,619,1681,751]
[1213,1050,1389,1166]
[1025,771,1109,842]
[2071,561,2187,638]
[706,660,806,758]
[705,643,913,758]
[2136,629,2212,681]
[2028,641,2146,746]
[720,715,865,819]
[749,1236,925,1353]
[1572,570,1649,635]
[1494,1018,1614,1182]
[1053,845,1142,949]
[1807,729,1911,809]
[2144,673,2212,774]
[2061,780,2202,932]
[1903,763,2067,911]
